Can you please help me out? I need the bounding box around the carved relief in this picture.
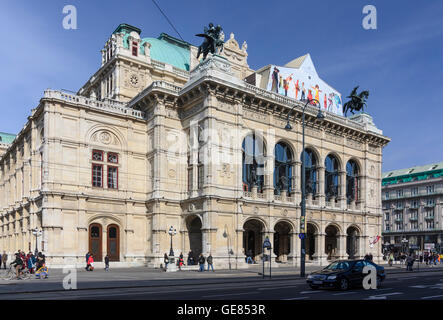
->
[347,138,363,150]
[91,130,120,146]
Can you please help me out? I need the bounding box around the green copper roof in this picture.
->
[0,132,16,144]
[113,23,141,35]
[141,34,191,71]
[112,23,191,71]
[382,162,443,186]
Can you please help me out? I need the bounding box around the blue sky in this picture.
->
[0,0,442,172]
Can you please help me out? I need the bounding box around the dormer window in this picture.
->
[132,41,138,56]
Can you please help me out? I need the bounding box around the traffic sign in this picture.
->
[299,233,305,239]
[263,237,272,249]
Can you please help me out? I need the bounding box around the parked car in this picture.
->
[306,259,385,291]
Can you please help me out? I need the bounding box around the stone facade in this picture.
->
[382,163,443,253]
[0,24,390,268]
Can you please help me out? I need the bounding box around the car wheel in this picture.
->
[309,285,319,290]
[339,278,349,291]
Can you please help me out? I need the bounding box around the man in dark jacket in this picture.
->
[85,252,90,271]
[198,254,205,272]
[207,253,214,272]
[11,253,24,279]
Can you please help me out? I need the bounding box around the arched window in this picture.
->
[242,134,266,193]
[274,142,293,195]
[325,155,339,201]
[346,160,359,203]
[301,148,317,196]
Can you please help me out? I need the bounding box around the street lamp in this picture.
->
[285,98,324,278]
[168,226,177,257]
[223,225,232,270]
[31,228,42,256]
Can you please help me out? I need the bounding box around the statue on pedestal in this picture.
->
[343,86,369,116]
[196,23,224,60]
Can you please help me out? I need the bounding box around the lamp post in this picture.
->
[31,228,42,256]
[168,226,177,257]
[285,98,324,277]
[223,225,232,270]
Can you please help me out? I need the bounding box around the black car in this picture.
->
[306,259,385,291]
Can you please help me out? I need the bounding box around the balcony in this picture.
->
[424,216,435,220]
[393,207,404,211]
[394,218,403,222]
[424,203,436,208]
[409,217,418,221]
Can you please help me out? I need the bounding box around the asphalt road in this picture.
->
[3,269,443,300]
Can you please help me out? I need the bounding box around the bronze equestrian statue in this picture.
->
[342,86,369,116]
[196,23,224,60]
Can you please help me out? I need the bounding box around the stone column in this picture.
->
[317,166,325,207]
[292,161,301,205]
[339,170,347,209]
[339,235,347,259]
[314,232,327,266]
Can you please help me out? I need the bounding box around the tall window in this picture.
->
[426,185,434,194]
[346,160,359,203]
[242,134,266,193]
[92,164,103,187]
[301,148,317,196]
[132,41,138,56]
[325,155,339,201]
[92,150,118,189]
[411,187,418,196]
[274,142,292,195]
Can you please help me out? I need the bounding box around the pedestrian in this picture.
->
[388,252,394,267]
[27,252,35,274]
[207,253,214,272]
[164,253,169,270]
[364,253,370,261]
[85,252,90,271]
[198,253,205,272]
[406,254,413,271]
[178,252,184,270]
[246,249,254,264]
[86,254,94,271]
[104,254,110,272]
[2,251,7,269]
[369,253,373,261]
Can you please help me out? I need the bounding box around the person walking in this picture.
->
[406,254,413,271]
[104,254,110,272]
[388,252,394,267]
[246,249,253,264]
[85,252,90,271]
[164,253,169,271]
[86,254,94,271]
[207,253,214,272]
[2,251,7,269]
[198,253,205,272]
[178,252,184,270]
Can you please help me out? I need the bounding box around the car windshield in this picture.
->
[324,261,351,270]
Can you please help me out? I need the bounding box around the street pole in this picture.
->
[285,98,323,278]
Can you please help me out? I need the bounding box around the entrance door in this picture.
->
[89,223,102,262]
[107,224,120,261]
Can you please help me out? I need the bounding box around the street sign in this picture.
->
[300,216,306,233]
[263,237,272,249]
[299,233,305,240]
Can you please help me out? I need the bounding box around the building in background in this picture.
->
[0,132,16,156]
[382,162,443,254]
[0,24,390,268]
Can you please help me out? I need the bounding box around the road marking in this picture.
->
[257,285,298,291]
[410,285,428,289]
[203,292,260,298]
[300,290,323,294]
[365,292,403,300]
[333,291,356,296]
[283,297,309,300]
[399,277,417,280]
[421,294,443,300]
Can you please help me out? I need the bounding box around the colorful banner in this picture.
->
[266,65,343,116]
